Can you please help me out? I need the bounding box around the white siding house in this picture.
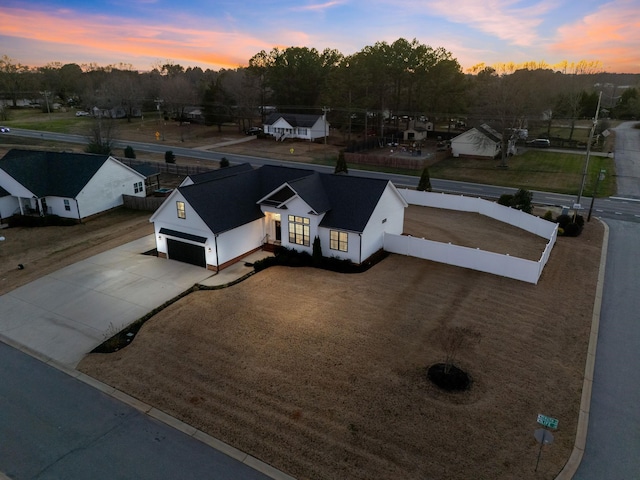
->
[150,164,407,270]
[0,149,147,220]
[451,124,503,159]
[263,113,329,141]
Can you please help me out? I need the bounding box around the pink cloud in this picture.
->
[0,7,268,69]
[424,0,554,46]
[550,0,640,73]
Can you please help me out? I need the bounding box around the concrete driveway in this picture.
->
[0,235,215,368]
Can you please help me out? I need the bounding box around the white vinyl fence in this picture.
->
[385,190,558,284]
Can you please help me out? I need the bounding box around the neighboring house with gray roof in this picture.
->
[150,164,407,270]
[263,112,329,141]
[0,149,147,220]
[451,124,515,159]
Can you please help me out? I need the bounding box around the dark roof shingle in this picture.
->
[0,149,111,198]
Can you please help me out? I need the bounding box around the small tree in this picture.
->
[219,157,230,168]
[497,188,532,213]
[417,166,432,191]
[165,150,176,164]
[312,236,323,266]
[334,150,348,174]
[124,146,136,159]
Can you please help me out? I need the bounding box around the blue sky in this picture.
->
[1,0,638,73]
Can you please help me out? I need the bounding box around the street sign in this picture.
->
[537,414,559,429]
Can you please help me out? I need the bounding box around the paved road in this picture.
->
[0,341,273,480]
[573,220,640,479]
[5,128,640,223]
[612,121,640,198]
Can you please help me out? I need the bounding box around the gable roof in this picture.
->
[474,124,502,143]
[317,174,390,231]
[0,149,119,198]
[264,112,323,128]
[177,164,395,235]
[178,165,316,235]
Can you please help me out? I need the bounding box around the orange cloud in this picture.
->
[550,0,640,73]
[0,7,270,70]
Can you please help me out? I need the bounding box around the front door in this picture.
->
[274,220,281,242]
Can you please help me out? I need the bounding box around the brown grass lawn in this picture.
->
[78,210,604,480]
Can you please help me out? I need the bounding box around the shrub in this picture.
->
[165,150,176,164]
[498,194,513,207]
[7,214,77,227]
[563,223,581,237]
[312,236,323,266]
[219,157,230,168]
[556,214,572,228]
[334,150,348,174]
[124,145,136,158]
[543,210,554,221]
[497,189,532,213]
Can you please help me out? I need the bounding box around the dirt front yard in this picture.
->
[77,210,604,480]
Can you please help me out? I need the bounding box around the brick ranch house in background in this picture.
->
[150,164,407,271]
[0,149,148,221]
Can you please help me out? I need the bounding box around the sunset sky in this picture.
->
[1,0,639,73]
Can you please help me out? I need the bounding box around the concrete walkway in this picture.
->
[193,135,257,151]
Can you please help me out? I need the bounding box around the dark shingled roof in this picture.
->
[187,163,254,184]
[0,149,112,198]
[264,112,323,128]
[178,164,392,235]
[476,124,502,143]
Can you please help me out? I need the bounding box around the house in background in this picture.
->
[451,124,515,159]
[150,164,407,271]
[0,149,147,220]
[263,113,329,141]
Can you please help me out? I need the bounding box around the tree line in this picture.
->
[1,38,639,138]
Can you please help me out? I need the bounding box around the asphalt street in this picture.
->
[4,127,640,224]
[573,122,640,479]
[0,341,272,480]
[573,220,640,479]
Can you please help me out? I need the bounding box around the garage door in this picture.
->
[167,239,206,268]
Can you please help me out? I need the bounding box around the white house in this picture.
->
[0,149,147,220]
[263,113,329,141]
[451,124,514,159]
[150,164,407,271]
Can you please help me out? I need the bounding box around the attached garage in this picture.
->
[160,228,207,268]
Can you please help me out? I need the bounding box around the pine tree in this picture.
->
[417,166,432,191]
[334,150,348,174]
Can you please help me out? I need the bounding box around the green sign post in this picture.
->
[537,414,559,429]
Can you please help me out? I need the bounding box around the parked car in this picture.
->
[0,126,10,133]
[245,127,262,135]
[527,138,550,148]
[75,111,90,117]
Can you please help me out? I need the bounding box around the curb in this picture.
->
[555,218,609,479]
[0,334,296,480]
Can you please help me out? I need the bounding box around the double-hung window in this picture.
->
[176,201,186,219]
[134,181,143,193]
[288,215,310,246]
[330,230,348,252]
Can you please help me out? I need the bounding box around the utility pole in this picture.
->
[575,91,603,209]
[322,106,330,144]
